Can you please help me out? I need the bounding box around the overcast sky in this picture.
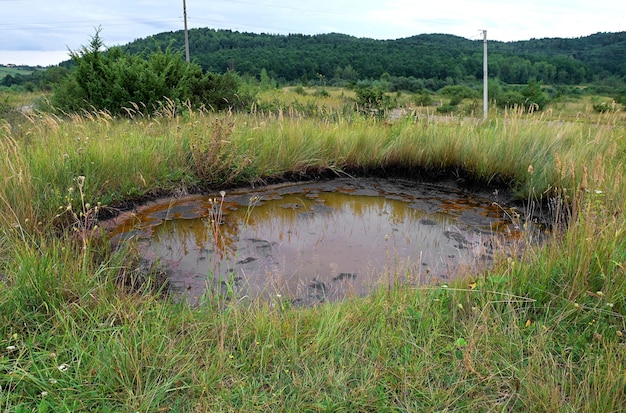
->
[1,0,624,66]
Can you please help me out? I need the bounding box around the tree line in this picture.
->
[122,29,626,86]
[4,29,625,93]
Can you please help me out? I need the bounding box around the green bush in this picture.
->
[521,79,549,110]
[292,85,306,95]
[315,88,330,97]
[491,79,550,111]
[413,92,433,106]
[354,85,391,114]
[436,103,458,114]
[439,84,480,100]
[50,30,253,116]
[592,101,619,113]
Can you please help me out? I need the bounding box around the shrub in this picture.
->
[293,85,306,95]
[491,80,550,111]
[521,79,549,110]
[354,85,391,114]
[439,84,480,100]
[436,103,458,114]
[315,88,330,97]
[592,101,619,113]
[413,93,433,107]
[50,30,253,116]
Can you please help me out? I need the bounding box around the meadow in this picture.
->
[1,88,625,412]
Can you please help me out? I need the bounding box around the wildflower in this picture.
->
[220,190,226,198]
[527,165,534,175]
[594,189,603,195]
[6,345,16,351]
[228,354,234,359]
[41,391,48,397]
[525,319,532,327]
[58,364,69,372]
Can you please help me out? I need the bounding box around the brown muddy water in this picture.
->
[106,178,539,305]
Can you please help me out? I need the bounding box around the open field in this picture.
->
[1,91,625,411]
[0,66,34,80]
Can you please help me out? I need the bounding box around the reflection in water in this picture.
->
[107,178,530,305]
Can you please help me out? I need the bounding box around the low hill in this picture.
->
[121,29,626,85]
[0,65,35,80]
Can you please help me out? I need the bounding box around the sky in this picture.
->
[1,0,624,66]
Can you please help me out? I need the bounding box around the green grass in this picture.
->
[1,93,625,411]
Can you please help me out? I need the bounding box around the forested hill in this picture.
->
[121,29,626,85]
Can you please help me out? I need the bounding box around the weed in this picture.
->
[188,116,252,186]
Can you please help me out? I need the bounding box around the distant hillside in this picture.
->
[121,29,626,85]
[0,65,34,80]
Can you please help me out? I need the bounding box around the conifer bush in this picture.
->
[50,30,253,116]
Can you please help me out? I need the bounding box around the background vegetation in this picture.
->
[3,30,626,113]
[121,30,626,86]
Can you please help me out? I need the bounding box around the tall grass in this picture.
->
[1,98,625,411]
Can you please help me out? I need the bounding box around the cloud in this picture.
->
[0,0,623,65]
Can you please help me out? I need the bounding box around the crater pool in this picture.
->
[106,178,538,305]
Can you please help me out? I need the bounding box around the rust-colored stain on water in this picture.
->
[105,178,533,305]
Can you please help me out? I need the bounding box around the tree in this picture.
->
[521,79,549,110]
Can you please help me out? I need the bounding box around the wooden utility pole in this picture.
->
[183,0,190,62]
[482,30,488,119]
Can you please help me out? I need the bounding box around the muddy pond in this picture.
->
[107,178,537,305]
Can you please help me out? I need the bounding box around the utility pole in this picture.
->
[183,0,190,62]
[482,29,488,119]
